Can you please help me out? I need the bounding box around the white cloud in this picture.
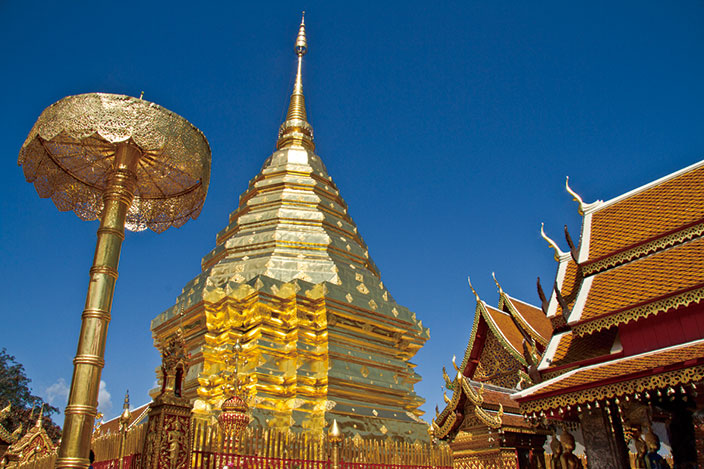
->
[43,378,115,421]
[45,378,69,407]
[98,380,113,417]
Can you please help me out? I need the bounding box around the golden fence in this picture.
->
[13,418,452,469]
[91,423,147,463]
[190,419,453,469]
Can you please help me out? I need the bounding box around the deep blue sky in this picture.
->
[1,1,703,423]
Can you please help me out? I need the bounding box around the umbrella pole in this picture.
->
[56,143,140,469]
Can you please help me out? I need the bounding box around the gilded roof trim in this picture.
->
[457,301,486,377]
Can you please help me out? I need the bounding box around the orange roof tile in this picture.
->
[505,295,552,344]
[548,329,618,369]
[576,236,704,327]
[588,164,704,260]
[517,339,704,408]
[481,388,520,412]
[483,304,525,361]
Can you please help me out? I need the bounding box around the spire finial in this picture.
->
[277,13,315,152]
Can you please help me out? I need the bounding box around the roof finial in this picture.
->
[541,223,568,262]
[467,276,480,301]
[565,176,602,214]
[491,272,504,296]
[277,13,315,152]
[35,404,43,428]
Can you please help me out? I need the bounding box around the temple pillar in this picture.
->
[140,401,191,469]
[578,404,629,469]
[141,330,192,469]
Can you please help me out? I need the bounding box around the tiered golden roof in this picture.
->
[151,15,429,440]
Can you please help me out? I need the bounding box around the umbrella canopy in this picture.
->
[19,92,211,233]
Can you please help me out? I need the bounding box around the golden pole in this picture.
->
[56,144,141,469]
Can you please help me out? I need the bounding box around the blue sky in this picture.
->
[1,1,703,422]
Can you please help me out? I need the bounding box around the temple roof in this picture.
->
[517,159,704,413]
[538,160,704,333]
[571,235,704,334]
[515,338,704,414]
[541,328,618,372]
[96,403,150,435]
[585,161,704,262]
[434,282,549,440]
[501,294,552,346]
[483,304,526,362]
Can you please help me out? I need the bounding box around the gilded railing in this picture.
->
[190,419,453,469]
[91,423,147,468]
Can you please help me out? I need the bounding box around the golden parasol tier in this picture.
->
[18,93,211,469]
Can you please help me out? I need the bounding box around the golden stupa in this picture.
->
[151,15,430,440]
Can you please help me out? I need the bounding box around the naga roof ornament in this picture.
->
[540,223,569,262]
[491,272,503,295]
[467,276,481,301]
[565,176,602,215]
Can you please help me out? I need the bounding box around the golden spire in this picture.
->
[277,12,315,152]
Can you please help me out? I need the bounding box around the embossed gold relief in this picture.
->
[472,334,522,389]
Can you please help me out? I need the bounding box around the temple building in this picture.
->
[513,161,704,468]
[432,276,552,468]
[150,16,430,441]
[1,407,55,466]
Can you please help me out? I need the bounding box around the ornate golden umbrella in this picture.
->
[18,92,211,469]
